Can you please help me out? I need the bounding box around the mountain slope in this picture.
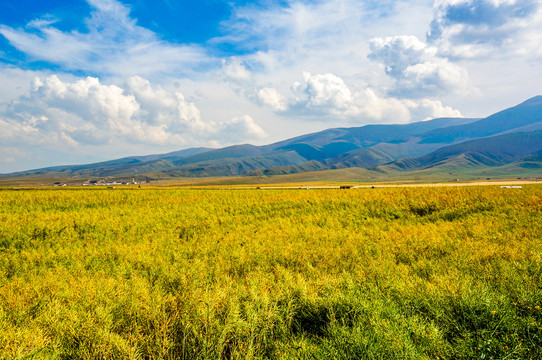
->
[418,96,542,144]
[2,95,542,181]
[129,116,482,177]
[2,116,477,179]
[158,116,480,167]
[1,147,213,178]
[272,117,479,148]
[385,131,542,172]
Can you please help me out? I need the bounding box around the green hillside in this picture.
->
[385,131,542,172]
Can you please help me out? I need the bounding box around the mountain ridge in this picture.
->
[2,96,542,182]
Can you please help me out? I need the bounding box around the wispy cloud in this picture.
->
[216,0,369,51]
[0,0,212,77]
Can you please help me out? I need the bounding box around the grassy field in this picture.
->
[0,186,541,359]
[1,164,541,188]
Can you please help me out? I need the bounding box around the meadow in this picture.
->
[0,186,541,359]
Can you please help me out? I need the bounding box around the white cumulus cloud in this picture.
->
[369,35,472,98]
[0,75,267,148]
[253,71,463,124]
[221,57,252,82]
[354,88,462,123]
[291,72,357,115]
[257,87,287,112]
[405,98,462,120]
[125,76,207,135]
[428,0,542,59]
[218,115,267,142]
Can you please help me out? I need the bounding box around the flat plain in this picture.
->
[1,185,541,359]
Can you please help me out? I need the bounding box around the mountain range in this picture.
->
[2,96,542,183]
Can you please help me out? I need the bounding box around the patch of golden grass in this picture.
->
[0,186,541,359]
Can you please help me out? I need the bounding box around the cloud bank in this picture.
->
[0,75,266,149]
[368,35,472,98]
[428,0,542,58]
[253,71,462,122]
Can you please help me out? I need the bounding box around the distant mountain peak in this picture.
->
[519,95,542,106]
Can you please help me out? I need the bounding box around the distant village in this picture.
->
[54,179,157,187]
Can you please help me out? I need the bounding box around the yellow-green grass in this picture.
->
[1,186,541,359]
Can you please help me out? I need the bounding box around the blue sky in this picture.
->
[0,0,242,43]
[1,0,542,172]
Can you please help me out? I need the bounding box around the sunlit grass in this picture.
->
[1,186,541,359]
